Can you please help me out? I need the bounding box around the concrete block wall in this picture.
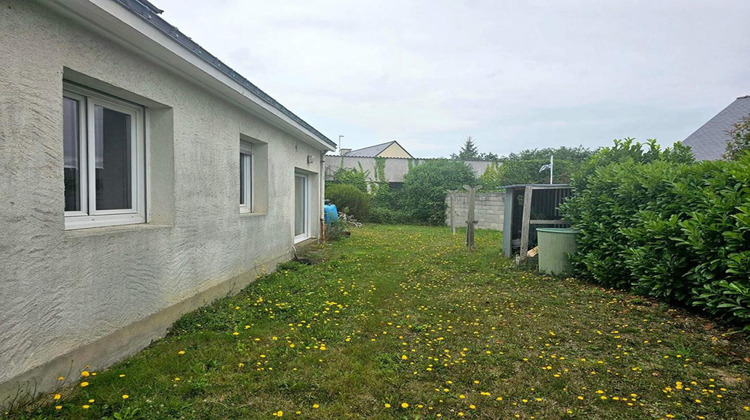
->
[445,192,504,231]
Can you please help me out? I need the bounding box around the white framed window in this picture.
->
[294,172,310,242]
[240,140,253,212]
[63,83,146,229]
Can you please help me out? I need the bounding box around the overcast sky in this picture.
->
[155,0,749,157]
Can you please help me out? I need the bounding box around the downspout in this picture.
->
[319,150,326,244]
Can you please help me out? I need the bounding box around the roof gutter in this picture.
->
[46,0,336,152]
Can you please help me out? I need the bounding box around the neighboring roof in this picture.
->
[110,0,335,149]
[345,141,413,158]
[683,96,750,161]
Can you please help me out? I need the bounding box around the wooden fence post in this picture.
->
[447,189,458,234]
[464,185,481,250]
[519,185,533,260]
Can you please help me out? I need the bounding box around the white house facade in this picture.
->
[0,0,335,399]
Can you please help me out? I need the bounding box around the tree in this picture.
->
[478,146,595,189]
[724,114,750,160]
[401,160,477,225]
[451,136,480,160]
[329,166,369,193]
[451,136,500,161]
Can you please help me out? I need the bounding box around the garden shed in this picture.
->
[501,184,573,258]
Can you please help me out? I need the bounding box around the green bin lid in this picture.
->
[536,228,579,234]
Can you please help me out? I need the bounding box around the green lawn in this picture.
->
[14,225,750,419]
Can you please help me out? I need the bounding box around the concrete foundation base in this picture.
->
[0,250,292,405]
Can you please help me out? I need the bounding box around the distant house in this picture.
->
[683,95,750,161]
[326,140,492,188]
[340,141,414,159]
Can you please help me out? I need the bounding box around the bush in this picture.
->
[325,184,371,221]
[561,140,750,329]
[324,218,348,241]
[368,206,413,224]
[329,167,369,193]
[400,160,477,225]
[479,146,594,188]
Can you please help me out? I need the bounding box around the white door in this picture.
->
[294,173,309,242]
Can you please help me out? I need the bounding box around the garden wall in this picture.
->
[445,192,504,230]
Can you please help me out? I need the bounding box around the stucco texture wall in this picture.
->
[0,0,323,392]
[446,192,505,231]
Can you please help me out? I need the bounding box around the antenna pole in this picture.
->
[549,155,554,184]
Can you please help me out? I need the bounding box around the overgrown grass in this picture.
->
[10,225,750,419]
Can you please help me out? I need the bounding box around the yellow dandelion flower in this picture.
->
[57,376,65,381]
[55,405,62,410]
[469,404,476,409]
[312,404,319,409]
[81,371,90,377]
[178,350,185,355]
[122,395,129,399]
[384,403,391,408]
[88,399,95,403]
[82,405,90,409]
[80,382,89,387]
[401,402,409,408]
[53,394,61,400]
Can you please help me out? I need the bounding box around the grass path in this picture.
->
[17,226,750,419]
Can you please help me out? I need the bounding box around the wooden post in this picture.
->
[447,189,458,234]
[464,185,481,250]
[519,185,533,260]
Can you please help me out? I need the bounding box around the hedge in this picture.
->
[561,141,750,329]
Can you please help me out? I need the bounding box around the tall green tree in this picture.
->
[479,146,594,188]
[451,136,499,161]
[401,160,477,225]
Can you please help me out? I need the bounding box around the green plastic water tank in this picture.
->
[536,228,579,275]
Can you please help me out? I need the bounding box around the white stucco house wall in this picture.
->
[0,0,336,400]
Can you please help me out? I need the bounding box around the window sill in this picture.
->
[240,211,267,218]
[64,223,173,238]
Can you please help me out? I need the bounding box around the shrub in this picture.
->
[324,218,348,241]
[325,184,371,221]
[400,160,477,225]
[561,140,750,329]
[330,167,369,193]
[368,206,413,225]
[479,146,594,188]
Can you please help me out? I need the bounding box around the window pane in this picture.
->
[295,175,306,236]
[95,106,132,210]
[240,154,246,205]
[64,97,81,212]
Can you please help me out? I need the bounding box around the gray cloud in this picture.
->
[156,0,750,157]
